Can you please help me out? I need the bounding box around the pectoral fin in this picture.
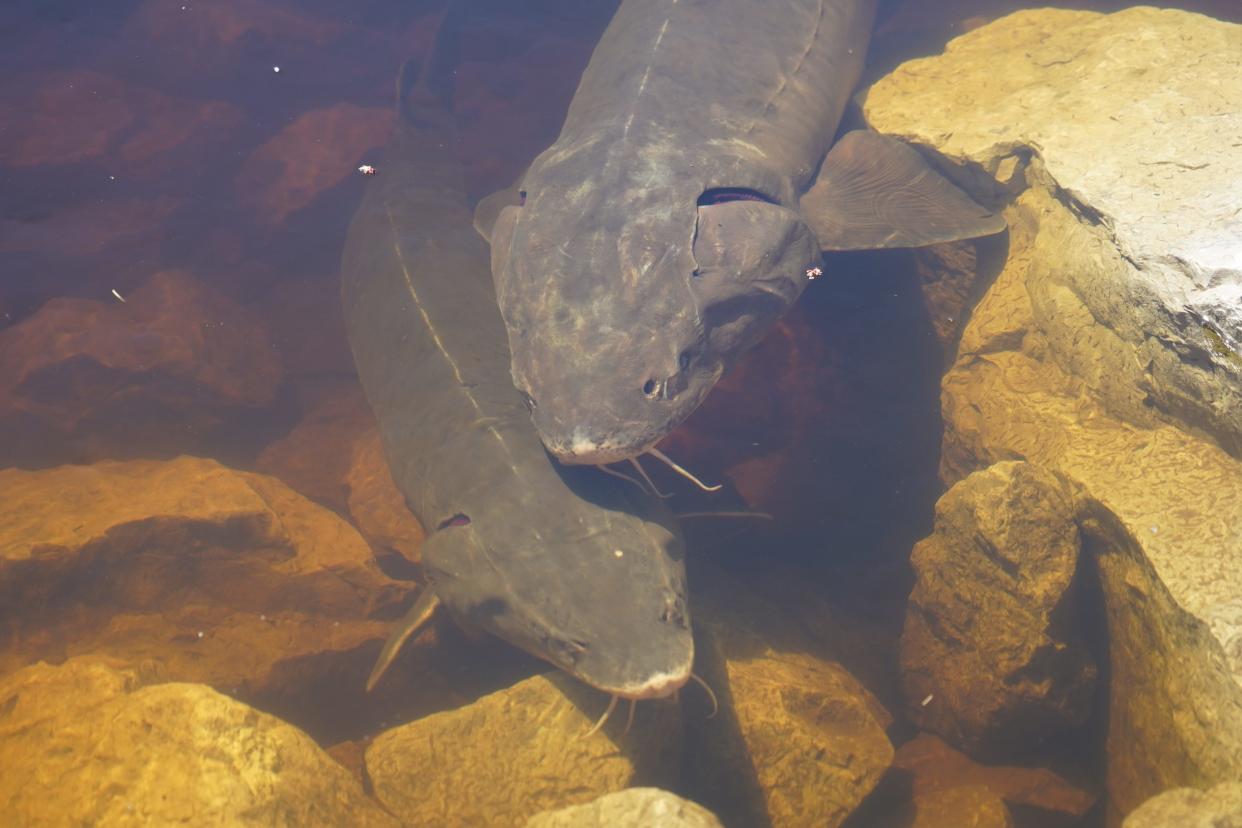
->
[473,173,526,243]
[366,588,442,692]
[800,130,1006,250]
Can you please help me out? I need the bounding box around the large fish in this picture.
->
[480,0,1005,465]
[340,51,693,702]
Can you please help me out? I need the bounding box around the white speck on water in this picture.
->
[614,549,624,558]
[273,66,281,73]
[111,289,125,303]
[921,694,934,706]
[196,630,204,639]
[1150,526,1159,534]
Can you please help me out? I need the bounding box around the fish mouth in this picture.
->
[554,437,658,466]
[580,661,693,700]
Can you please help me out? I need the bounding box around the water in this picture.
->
[2,1,1240,826]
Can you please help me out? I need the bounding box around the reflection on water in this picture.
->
[2,0,1240,825]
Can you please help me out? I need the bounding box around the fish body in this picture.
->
[341,62,693,699]
[484,0,1004,464]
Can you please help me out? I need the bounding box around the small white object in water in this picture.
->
[196,630,204,639]
[614,549,624,558]
[921,694,934,707]
[358,164,377,176]
[805,266,823,280]
[1150,526,1159,534]
[273,66,281,73]
[111,289,126,303]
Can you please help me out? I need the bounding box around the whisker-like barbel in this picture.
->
[690,672,719,719]
[646,448,723,492]
[629,457,672,498]
[584,694,620,738]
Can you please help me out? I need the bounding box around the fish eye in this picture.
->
[519,390,537,412]
[642,378,661,398]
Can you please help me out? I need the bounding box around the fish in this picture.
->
[479,0,1006,466]
[340,41,694,703]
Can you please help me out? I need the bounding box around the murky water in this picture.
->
[2,1,1239,825]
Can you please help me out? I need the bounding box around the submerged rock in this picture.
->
[893,733,1096,820]
[900,462,1098,755]
[0,456,413,717]
[524,788,723,828]
[0,657,397,826]
[365,672,681,828]
[681,564,894,828]
[1122,782,1242,828]
[864,7,1242,457]
[909,785,1013,828]
[0,270,283,467]
[862,8,1242,821]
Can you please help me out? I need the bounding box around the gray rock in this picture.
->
[525,788,723,828]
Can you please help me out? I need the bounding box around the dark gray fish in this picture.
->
[480,0,1005,465]
[340,49,693,699]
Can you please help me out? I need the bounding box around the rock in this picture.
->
[861,10,1242,819]
[0,455,416,733]
[365,672,681,827]
[900,462,1098,756]
[893,733,1096,819]
[0,657,397,827]
[525,788,723,828]
[1122,782,1242,828]
[910,785,1013,828]
[681,564,894,828]
[236,104,392,226]
[0,270,283,467]
[0,196,182,258]
[0,70,241,173]
[862,7,1242,458]
[256,383,425,567]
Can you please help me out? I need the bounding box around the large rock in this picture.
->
[909,785,1013,828]
[0,455,415,726]
[365,672,681,827]
[0,657,397,826]
[861,9,1242,820]
[900,462,1098,755]
[862,7,1242,458]
[525,788,723,828]
[0,270,283,467]
[681,564,894,828]
[1122,782,1242,828]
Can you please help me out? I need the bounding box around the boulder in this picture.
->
[0,455,417,736]
[900,462,1098,755]
[861,9,1242,820]
[863,8,1242,458]
[0,270,283,467]
[909,785,1013,828]
[681,563,894,828]
[524,788,723,828]
[365,672,681,827]
[0,657,397,826]
[1122,782,1242,828]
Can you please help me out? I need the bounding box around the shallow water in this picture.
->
[2,1,1240,825]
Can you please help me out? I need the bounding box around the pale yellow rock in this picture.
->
[911,785,1014,828]
[365,672,681,828]
[0,456,412,701]
[1122,782,1242,828]
[681,564,894,828]
[525,788,724,828]
[0,656,398,827]
[863,7,1242,458]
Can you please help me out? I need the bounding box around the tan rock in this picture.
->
[911,785,1014,828]
[862,7,1242,456]
[681,564,894,828]
[0,456,414,713]
[1122,782,1242,828]
[894,733,1096,819]
[0,656,397,827]
[255,383,425,567]
[0,270,283,466]
[525,788,723,828]
[900,462,1098,755]
[365,672,681,827]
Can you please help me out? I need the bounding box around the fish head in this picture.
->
[488,140,821,465]
[419,479,694,699]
